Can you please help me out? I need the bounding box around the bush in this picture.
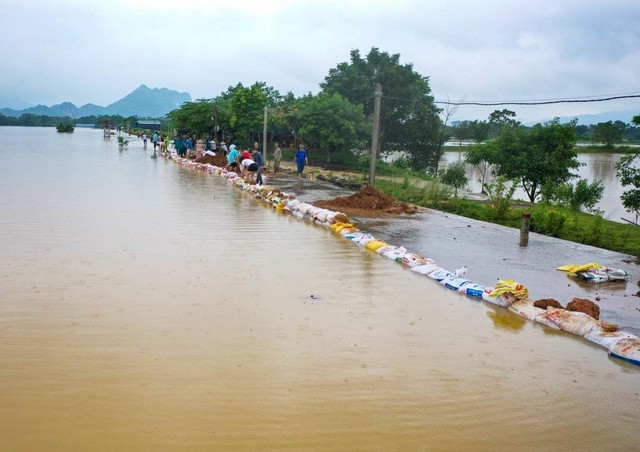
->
[581,214,604,245]
[484,177,516,221]
[531,207,567,237]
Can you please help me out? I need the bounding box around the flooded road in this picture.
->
[0,127,638,450]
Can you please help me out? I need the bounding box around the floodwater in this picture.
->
[0,127,638,450]
[441,150,631,223]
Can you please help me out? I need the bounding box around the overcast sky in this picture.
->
[1,0,638,122]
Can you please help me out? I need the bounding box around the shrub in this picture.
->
[531,207,567,237]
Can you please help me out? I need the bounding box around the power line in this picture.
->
[384,93,640,106]
[436,94,640,106]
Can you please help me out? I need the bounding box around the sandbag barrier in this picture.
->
[160,152,640,366]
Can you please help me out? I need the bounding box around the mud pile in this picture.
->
[194,153,228,167]
[314,183,420,216]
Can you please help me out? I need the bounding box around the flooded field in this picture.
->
[0,127,638,450]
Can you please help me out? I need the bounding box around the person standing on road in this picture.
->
[273,142,282,173]
[152,130,158,151]
[252,147,265,185]
[294,143,308,180]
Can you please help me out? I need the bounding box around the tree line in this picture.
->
[0,113,167,131]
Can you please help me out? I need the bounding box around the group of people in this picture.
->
[167,134,309,183]
[140,131,168,152]
[225,141,266,185]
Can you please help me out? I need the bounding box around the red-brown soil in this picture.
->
[313,183,421,217]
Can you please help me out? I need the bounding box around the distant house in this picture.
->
[75,123,95,128]
[136,120,161,130]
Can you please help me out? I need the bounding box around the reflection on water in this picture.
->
[486,307,526,331]
[0,127,638,450]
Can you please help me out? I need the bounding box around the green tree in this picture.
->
[594,120,626,147]
[441,162,468,197]
[229,84,268,145]
[616,153,640,216]
[167,99,218,137]
[465,141,499,193]
[490,118,580,203]
[321,47,440,171]
[542,179,604,213]
[488,109,519,138]
[297,93,369,164]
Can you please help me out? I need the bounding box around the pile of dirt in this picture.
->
[194,153,228,167]
[313,183,420,217]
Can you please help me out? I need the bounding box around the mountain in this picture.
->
[104,84,190,117]
[0,85,191,118]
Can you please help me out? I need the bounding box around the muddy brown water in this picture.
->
[0,127,638,450]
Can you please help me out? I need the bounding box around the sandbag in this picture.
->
[427,268,454,282]
[410,263,440,275]
[543,308,601,336]
[491,279,529,300]
[441,277,471,291]
[344,231,365,241]
[608,337,640,365]
[576,268,628,283]
[339,227,360,236]
[365,240,388,251]
[354,233,376,245]
[402,253,432,268]
[482,287,517,308]
[380,246,408,262]
[458,283,485,299]
[585,330,637,349]
[508,300,560,329]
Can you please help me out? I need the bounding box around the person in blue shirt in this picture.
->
[294,144,308,180]
[226,144,240,172]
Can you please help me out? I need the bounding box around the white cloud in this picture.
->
[1,0,638,122]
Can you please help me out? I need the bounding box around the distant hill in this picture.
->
[526,109,639,126]
[0,84,191,119]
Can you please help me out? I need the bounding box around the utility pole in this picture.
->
[369,83,382,186]
[263,106,268,166]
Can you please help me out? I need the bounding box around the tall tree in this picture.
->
[228,84,268,146]
[488,109,519,138]
[297,93,369,164]
[615,114,640,217]
[489,118,580,202]
[321,48,440,171]
[594,120,626,147]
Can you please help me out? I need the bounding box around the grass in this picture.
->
[318,167,640,257]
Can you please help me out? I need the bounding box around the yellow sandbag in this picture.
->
[557,263,603,274]
[365,240,388,251]
[331,222,353,232]
[489,279,529,301]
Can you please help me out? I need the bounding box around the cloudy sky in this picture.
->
[1,0,639,122]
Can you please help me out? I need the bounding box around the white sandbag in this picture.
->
[608,337,640,365]
[285,199,300,211]
[376,245,397,255]
[410,263,440,275]
[481,287,517,308]
[508,300,560,329]
[584,330,637,349]
[543,308,601,337]
[402,253,432,268]
[354,233,376,245]
[458,283,485,299]
[441,277,471,291]
[428,268,454,282]
[380,246,408,261]
[344,231,365,241]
